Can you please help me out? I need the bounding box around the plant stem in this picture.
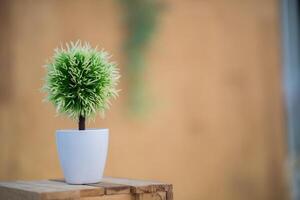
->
[79,115,85,130]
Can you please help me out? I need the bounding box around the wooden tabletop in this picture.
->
[0,177,173,200]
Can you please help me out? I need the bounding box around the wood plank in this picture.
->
[81,194,134,200]
[40,190,80,200]
[135,192,166,200]
[166,190,173,200]
[18,180,105,197]
[0,185,41,200]
[0,181,81,200]
[0,179,172,200]
[0,181,57,193]
[102,177,166,186]
[100,177,172,194]
[0,180,104,200]
[51,178,172,195]
[88,182,130,195]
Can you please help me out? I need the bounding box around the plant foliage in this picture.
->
[43,41,120,120]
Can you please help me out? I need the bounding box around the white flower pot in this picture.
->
[56,129,109,184]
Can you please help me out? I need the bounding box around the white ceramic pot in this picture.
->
[56,129,109,184]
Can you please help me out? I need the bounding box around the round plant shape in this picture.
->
[43,41,120,130]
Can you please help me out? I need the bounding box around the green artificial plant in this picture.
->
[43,41,120,130]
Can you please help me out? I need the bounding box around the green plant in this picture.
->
[43,41,120,130]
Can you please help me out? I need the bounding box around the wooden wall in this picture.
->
[0,0,288,199]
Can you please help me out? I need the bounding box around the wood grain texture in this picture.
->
[135,192,166,200]
[81,194,134,200]
[0,186,41,200]
[88,182,131,195]
[97,177,172,194]
[0,180,104,200]
[0,179,172,200]
[166,190,173,200]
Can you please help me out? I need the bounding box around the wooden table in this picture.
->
[0,177,173,200]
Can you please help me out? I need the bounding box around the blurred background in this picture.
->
[0,0,296,199]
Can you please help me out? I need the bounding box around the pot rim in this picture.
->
[56,128,109,134]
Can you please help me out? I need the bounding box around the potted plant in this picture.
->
[43,41,120,184]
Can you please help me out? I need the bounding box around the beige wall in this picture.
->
[0,0,287,200]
